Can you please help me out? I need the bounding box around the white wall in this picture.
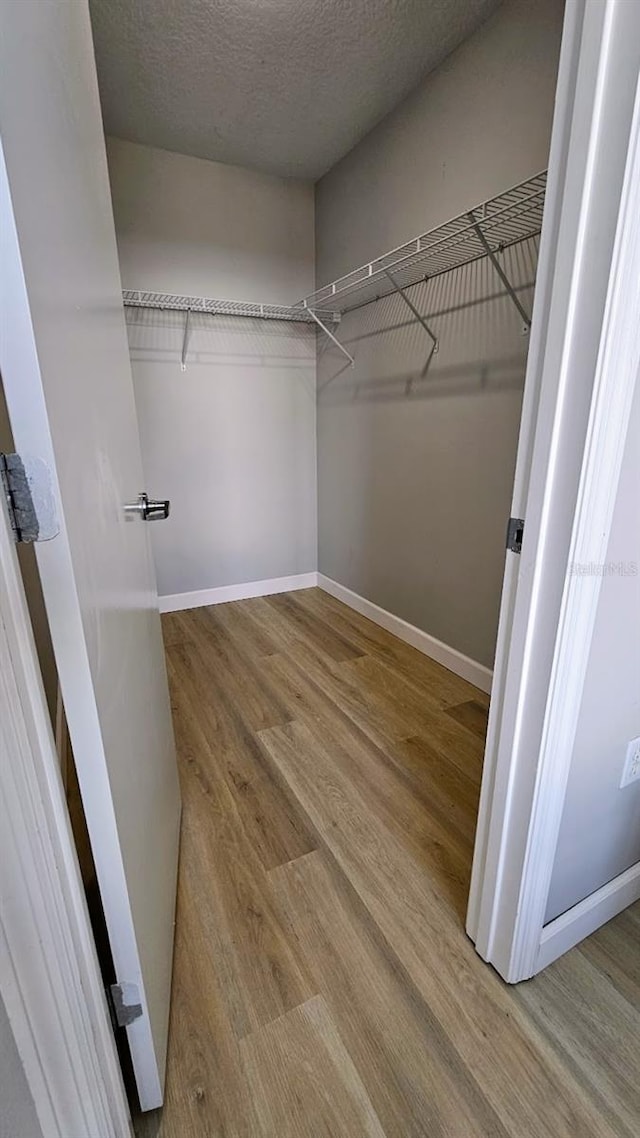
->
[106,138,317,599]
[0,996,42,1138]
[546,378,640,921]
[315,0,564,668]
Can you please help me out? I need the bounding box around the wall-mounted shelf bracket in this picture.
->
[304,304,354,366]
[383,268,438,376]
[181,307,192,372]
[467,211,532,332]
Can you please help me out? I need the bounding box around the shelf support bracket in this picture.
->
[305,306,354,366]
[384,269,438,376]
[468,212,532,330]
[181,307,192,372]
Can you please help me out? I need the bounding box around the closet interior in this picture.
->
[62,0,640,1133]
[105,0,557,1130]
[7,0,640,1133]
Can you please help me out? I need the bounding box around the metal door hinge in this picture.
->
[506,516,525,554]
[107,982,143,1029]
[0,452,59,543]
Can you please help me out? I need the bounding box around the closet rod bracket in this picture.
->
[304,305,354,366]
[467,212,532,330]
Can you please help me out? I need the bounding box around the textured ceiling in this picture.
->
[89,0,501,181]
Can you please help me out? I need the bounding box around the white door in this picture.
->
[467,0,640,980]
[0,0,181,1112]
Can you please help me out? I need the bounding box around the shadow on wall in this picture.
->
[318,237,538,401]
[316,238,538,669]
[125,310,316,373]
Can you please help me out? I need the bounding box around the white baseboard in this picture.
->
[161,571,493,694]
[536,861,640,972]
[317,574,492,693]
[158,572,318,613]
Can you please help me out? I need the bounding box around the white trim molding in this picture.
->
[507,63,640,981]
[466,0,588,947]
[318,575,492,693]
[0,495,132,1135]
[158,572,318,613]
[537,862,640,973]
[469,8,640,984]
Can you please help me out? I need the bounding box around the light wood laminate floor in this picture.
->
[135,588,640,1138]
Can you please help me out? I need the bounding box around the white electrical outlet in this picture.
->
[620,736,640,788]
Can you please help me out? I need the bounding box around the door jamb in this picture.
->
[468,0,640,981]
[466,0,589,946]
[0,465,132,1134]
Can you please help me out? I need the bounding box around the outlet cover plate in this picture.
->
[620,736,640,788]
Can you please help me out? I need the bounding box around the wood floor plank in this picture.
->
[514,948,640,1136]
[208,597,281,659]
[261,652,479,914]
[226,764,317,871]
[263,637,484,787]
[262,637,422,756]
[265,591,367,663]
[166,634,317,873]
[258,718,628,1138]
[182,605,293,733]
[166,632,287,781]
[578,902,640,1007]
[240,995,386,1138]
[166,652,315,1039]
[266,701,473,916]
[134,872,257,1138]
[338,653,485,769]
[298,587,490,708]
[444,699,490,739]
[161,610,189,648]
[228,594,306,650]
[393,734,481,847]
[270,850,508,1138]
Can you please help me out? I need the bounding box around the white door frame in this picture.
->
[2,0,639,1129]
[0,491,132,1134]
[468,0,640,982]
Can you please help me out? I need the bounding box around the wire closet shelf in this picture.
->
[298,170,547,317]
[121,170,546,369]
[122,291,339,324]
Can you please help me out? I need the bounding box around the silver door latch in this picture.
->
[124,492,170,521]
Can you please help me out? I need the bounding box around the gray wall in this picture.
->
[546,378,640,921]
[315,0,565,668]
[0,996,42,1138]
[106,138,317,599]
